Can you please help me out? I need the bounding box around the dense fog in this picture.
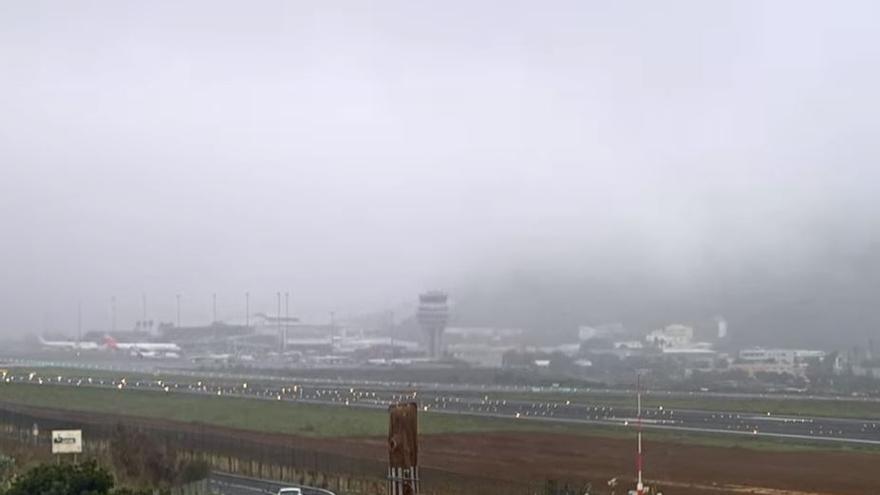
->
[2,1,878,347]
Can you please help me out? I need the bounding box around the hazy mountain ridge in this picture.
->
[453,243,880,349]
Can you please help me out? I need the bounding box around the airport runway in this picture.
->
[2,359,879,446]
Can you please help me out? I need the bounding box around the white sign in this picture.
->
[51,430,82,454]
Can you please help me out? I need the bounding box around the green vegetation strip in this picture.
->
[1,382,879,454]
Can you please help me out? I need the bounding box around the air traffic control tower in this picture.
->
[417,290,449,360]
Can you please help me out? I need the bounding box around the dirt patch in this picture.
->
[321,432,876,495]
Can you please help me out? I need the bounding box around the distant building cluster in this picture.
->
[38,288,880,392]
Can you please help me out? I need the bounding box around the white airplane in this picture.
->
[103,336,181,353]
[38,337,101,351]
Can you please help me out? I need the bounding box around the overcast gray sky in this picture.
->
[1,1,879,337]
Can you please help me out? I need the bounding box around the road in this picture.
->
[209,472,335,495]
[2,359,880,446]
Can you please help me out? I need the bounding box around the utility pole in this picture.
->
[176,294,181,328]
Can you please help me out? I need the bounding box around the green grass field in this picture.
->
[0,381,556,437]
[2,381,879,454]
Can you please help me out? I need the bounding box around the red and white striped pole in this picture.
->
[636,374,644,495]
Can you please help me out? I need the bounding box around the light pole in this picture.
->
[110,296,116,333]
[276,292,282,352]
[245,291,250,328]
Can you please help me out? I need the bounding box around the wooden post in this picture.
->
[388,402,419,495]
